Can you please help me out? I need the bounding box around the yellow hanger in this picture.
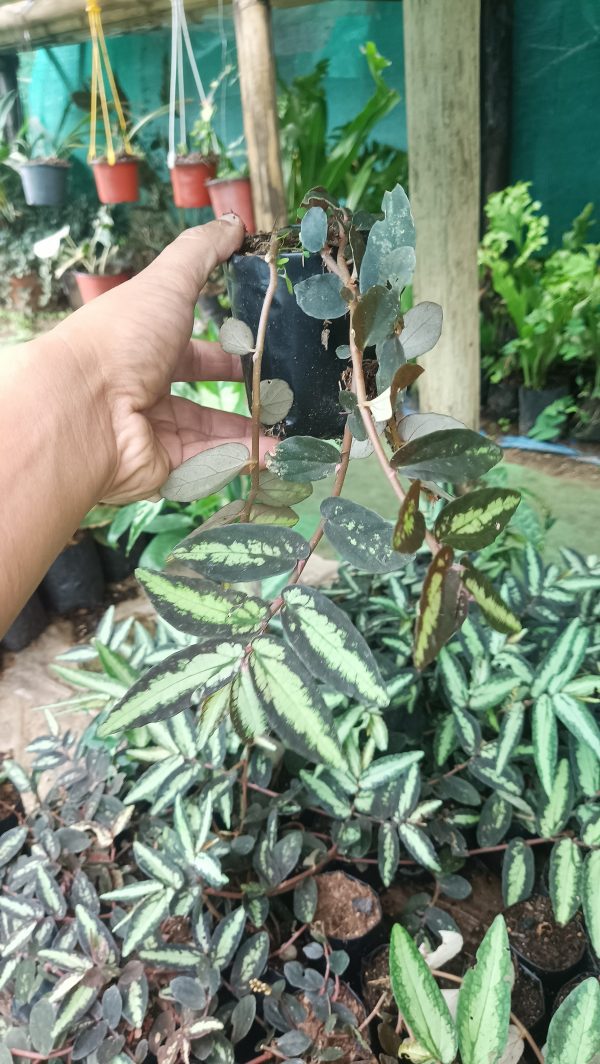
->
[86,1,132,165]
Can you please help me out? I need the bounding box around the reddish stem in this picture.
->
[205,845,337,900]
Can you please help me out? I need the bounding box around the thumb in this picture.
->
[140,215,245,301]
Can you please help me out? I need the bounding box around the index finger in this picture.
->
[143,216,245,303]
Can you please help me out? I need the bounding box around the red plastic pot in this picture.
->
[170,157,217,208]
[74,272,131,304]
[92,158,139,204]
[207,177,256,233]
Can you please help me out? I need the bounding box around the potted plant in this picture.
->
[48,206,132,303]
[170,97,220,209]
[206,138,255,232]
[89,105,171,205]
[4,111,85,208]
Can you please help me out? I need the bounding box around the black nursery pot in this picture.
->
[486,379,519,422]
[518,384,569,436]
[225,245,347,439]
[506,895,588,992]
[41,531,105,614]
[20,162,69,207]
[96,533,150,584]
[1,590,47,652]
[511,959,547,1046]
[313,871,384,983]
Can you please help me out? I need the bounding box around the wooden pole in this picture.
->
[403,0,481,428]
[232,0,286,231]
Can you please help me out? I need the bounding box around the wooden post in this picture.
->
[403,0,481,428]
[233,0,287,231]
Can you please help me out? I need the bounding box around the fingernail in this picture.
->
[220,212,242,225]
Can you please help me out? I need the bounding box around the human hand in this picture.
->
[54,216,272,505]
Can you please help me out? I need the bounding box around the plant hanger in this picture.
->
[86,0,132,164]
[168,0,218,168]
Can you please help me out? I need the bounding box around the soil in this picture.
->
[92,154,140,165]
[552,971,599,1013]
[506,896,586,972]
[0,779,23,829]
[22,158,69,168]
[241,229,303,256]
[511,962,545,1029]
[174,152,219,166]
[342,359,379,400]
[298,982,375,1064]
[362,945,393,1014]
[314,872,382,941]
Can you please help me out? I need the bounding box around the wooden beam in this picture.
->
[403,0,481,428]
[232,0,286,231]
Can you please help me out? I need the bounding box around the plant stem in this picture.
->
[205,844,337,900]
[429,970,544,1064]
[358,990,388,1031]
[241,233,280,521]
[11,1050,73,1062]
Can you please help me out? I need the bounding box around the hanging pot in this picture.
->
[74,271,131,304]
[518,385,569,436]
[20,161,69,207]
[92,157,139,204]
[207,176,256,233]
[170,156,217,208]
[225,239,350,439]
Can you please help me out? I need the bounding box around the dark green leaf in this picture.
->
[392,480,426,553]
[266,436,340,483]
[353,285,399,349]
[136,569,268,637]
[173,524,310,581]
[392,429,502,483]
[294,273,347,319]
[502,839,534,906]
[461,565,522,636]
[300,206,328,252]
[320,497,406,574]
[435,488,521,550]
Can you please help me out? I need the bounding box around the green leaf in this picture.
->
[545,977,600,1064]
[549,839,582,927]
[531,619,590,698]
[29,999,56,1056]
[538,757,573,836]
[582,850,600,958]
[293,877,318,923]
[160,443,250,503]
[211,907,246,970]
[413,547,458,670]
[399,301,443,359]
[496,703,524,774]
[133,842,184,889]
[360,751,424,790]
[119,969,148,1029]
[391,429,503,483]
[353,285,399,349]
[553,692,600,759]
[100,881,164,905]
[266,436,340,483]
[320,497,405,574]
[121,889,174,956]
[173,524,310,581]
[376,334,405,391]
[392,480,426,553]
[249,636,342,768]
[259,378,294,426]
[532,694,558,797]
[0,826,27,868]
[255,470,312,507]
[219,318,255,356]
[136,569,268,637]
[389,923,457,1064]
[435,488,521,550]
[281,584,388,706]
[229,670,269,741]
[397,823,440,872]
[360,185,416,292]
[231,931,269,994]
[456,915,512,1064]
[378,822,399,887]
[502,839,534,906]
[570,736,600,798]
[94,641,138,686]
[294,273,347,319]
[299,769,352,818]
[75,904,118,965]
[438,648,469,709]
[52,985,98,1042]
[138,946,200,969]
[476,794,511,847]
[300,206,328,252]
[97,641,245,735]
[461,566,521,636]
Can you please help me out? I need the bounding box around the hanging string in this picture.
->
[86,0,132,164]
[168,0,219,167]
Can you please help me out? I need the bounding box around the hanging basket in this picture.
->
[20,161,69,207]
[170,155,217,208]
[92,157,139,204]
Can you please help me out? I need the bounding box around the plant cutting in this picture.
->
[43,206,132,303]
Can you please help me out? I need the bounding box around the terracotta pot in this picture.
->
[8,274,42,313]
[20,162,69,207]
[92,158,139,204]
[207,176,255,232]
[170,157,217,208]
[74,271,131,304]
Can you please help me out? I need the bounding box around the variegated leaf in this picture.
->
[136,569,268,637]
[456,915,512,1064]
[211,907,246,970]
[36,867,67,918]
[299,770,352,818]
[360,751,424,790]
[461,565,522,636]
[281,585,388,706]
[293,877,318,923]
[398,823,440,872]
[37,950,93,974]
[549,839,582,927]
[438,648,469,709]
[502,840,534,906]
[1,918,38,957]
[414,546,457,670]
[392,479,426,553]
[119,967,148,1029]
[52,984,99,1042]
[0,826,28,868]
[231,931,269,993]
[477,794,511,847]
[378,822,400,887]
[531,619,589,698]
[133,842,184,889]
[532,694,558,798]
[320,497,406,574]
[389,923,457,1064]
[545,977,600,1064]
[248,636,342,768]
[121,889,174,956]
[100,881,164,904]
[97,641,245,736]
[452,705,481,755]
[391,428,502,483]
[229,669,269,741]
[496,703,525,774]
[538,758,573,837]
[138,946,200,970]
[173,524,309,580]
[435,488,520,550]
[553,692,600,760]
[75,904,118,965]
[582,850,600,958]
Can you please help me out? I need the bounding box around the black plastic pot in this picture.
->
[551,970,599,1014]
[314,871,384,983]
[486,379,519,422]
[197,293,228,329]
[225,247,348,439]
[41,532,105,614]
[96,533,150,584]
[1,590,47,652]
[573,398,600,443]
[511,959,547,1046]
[0,780,23,836]
[506,895,588,992]
[20,161,69,207]
[518,385,569,436]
